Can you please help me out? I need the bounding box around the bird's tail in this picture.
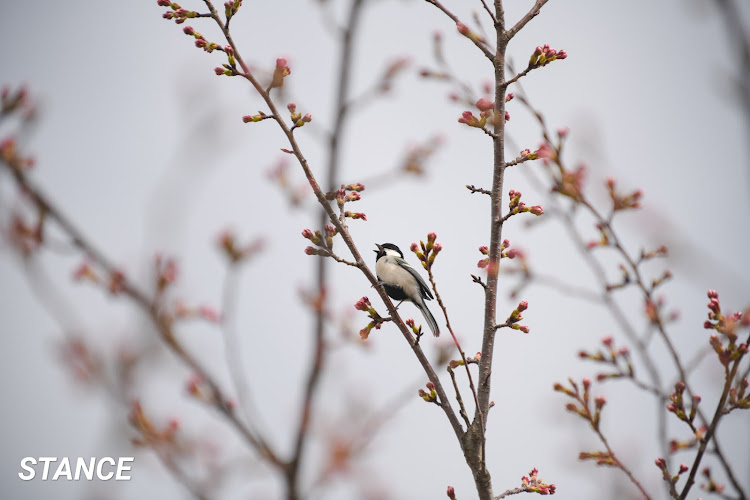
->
[416,298,440,337]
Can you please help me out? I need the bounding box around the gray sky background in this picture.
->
[1,1,749,499]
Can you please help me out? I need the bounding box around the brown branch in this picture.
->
[2,163,285,470]
[427,262,483,461]
[479,0,497,25]
[201,0,467,465]
[424,0,496,62]
[678,340,748,500]
[505,0,549,40]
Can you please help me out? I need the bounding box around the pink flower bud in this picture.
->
[410,242,419,252]
[557,50,568,59]
[505,111,510,121]
[354,297,371,311]
[456,22,470,35]
[505,93,514,102]
[426,381,435,390]
[475,98,494,112]
[529,205,544,216]
[157,0,171,6]
[287,102,296,113]
[183,26,195,35]
[302,113,312,123]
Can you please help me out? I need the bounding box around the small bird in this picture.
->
[374,243,440,336]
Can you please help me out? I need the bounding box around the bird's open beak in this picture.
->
[374,243,383,253]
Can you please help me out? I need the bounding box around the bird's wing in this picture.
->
[395,257,434,300]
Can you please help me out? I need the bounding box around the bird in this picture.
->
[374,243,440,336]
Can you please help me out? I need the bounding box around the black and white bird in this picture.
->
[374,243,440,336]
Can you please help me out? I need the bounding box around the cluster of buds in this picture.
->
[458,110,485,129]
[418,381,438,404]
[669,425,706,454]
[1,85,29,115]
[158,1,201,24]
[173,300,221,323]
[58,338,100,383]
[269,57,291,90]
[410,232,442,271]
[354,296,386,340]
[186,373,210,401]
[666,381,701,425]
[217,230,264,263]
[606,177,642,212]
[214,44,237,76]
[704,290,749,367]
[242,111,270,123]
[554,377,607,431]
[401,134,444,176]
[604,263,632,292]
[457,98,509,131]
[378,57,410,93]
[302,225,338,257]
[181,25,221,53]
[508,190,544,217]
[224,0,242,21]
[529,43,568,68]
[655,458,690,490]
[502,300,530,333]
[552,163,586,201]
[477,245,490,270]
[1,137,35,172]
[639,244,668,262]
[727,376,750,412]
[324,182,366,221]
[578,450,617,467]
[578,336,633,382]
[287,103,312,129]
[701,466,726,494]
[73,262,126,295]
[8,210,44,255]
[520,468,556,495]
[129,400,179,447]
[405,318,424,340]
[154,254,178,293]
[587,222,610,250]
[448,352,481,369]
